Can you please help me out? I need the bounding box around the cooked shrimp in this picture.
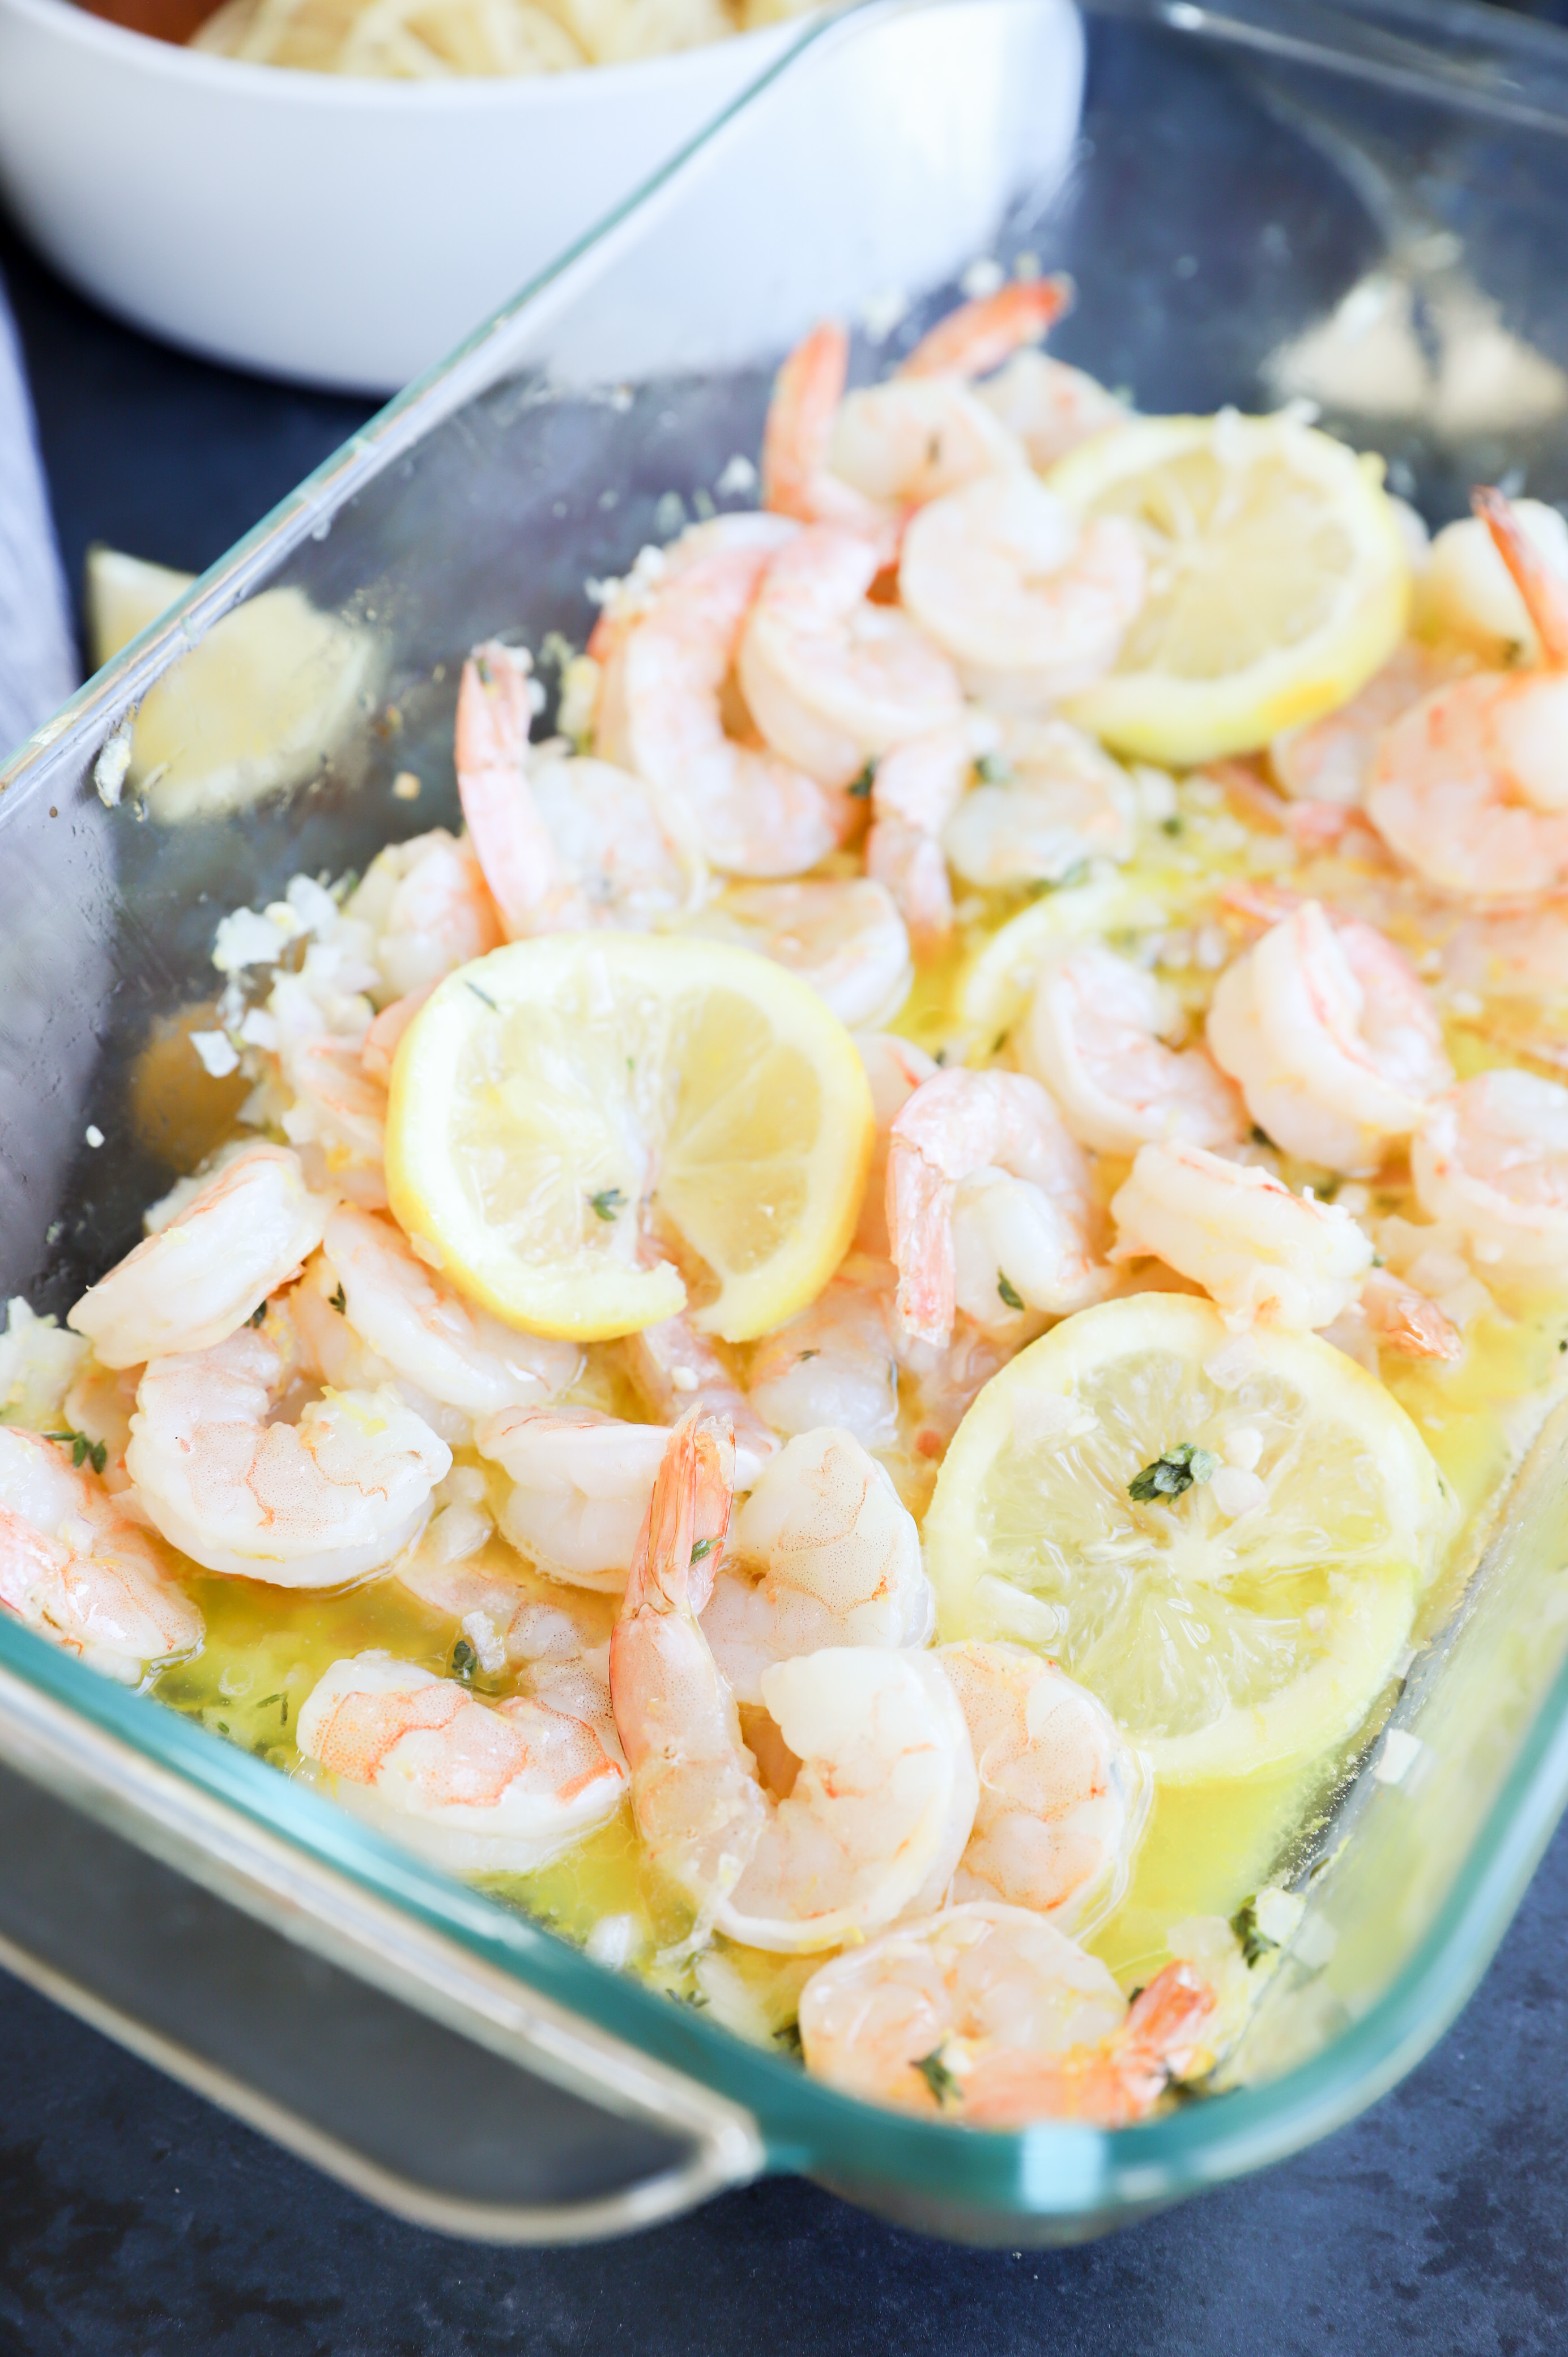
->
[0,1427,202,1682]
[683,878,912,1029]
[1207,900,1452,1172]
[126,1312,450,1585]
[887,1069,1106,1346]
[1420,496,1568,663]
[346,828,502,1001]
[975,348,1131,470]
[476,1405,670,1592]
[623,1312,778,1488]
[594,520,850,878]
[701,1427,934,1705]
[736,526,962,790]
[1018,943,1245,1154]
[745,1258,902,1452]
[899,280,1073,381]
[854,1033,939,1258]
[67,1142,334,1369]
[1109,1141,1374,1331]
[1270,641,1466,807]
[359,985,433,1086]
[761,326,1021,550]
[279,1037,390,1209]
[1366,490,1568,899]
[941,717,1137,888]
[457,641,701,935]
[1412,1070,1568,1277]
[1359,1266,1463,1363]
[865,720,990,956]
[798,1900,1215,2126]
[940,1642,1151,1933]
[295,1206,581,1426]
[610,1415,977,1953]
[296,1650,625,1875]
[900,472,1145,708]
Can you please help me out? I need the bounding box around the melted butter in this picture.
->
[136,797,1568,2028]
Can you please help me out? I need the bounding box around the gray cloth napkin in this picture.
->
[0,273,76,765]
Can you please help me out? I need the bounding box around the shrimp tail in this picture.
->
[1361,1266,1464,1363]
[455,641,584,941]
[1473,486,1568,668]
[886,1131,957,1347]
[899,276,1074,381]
[762,322,850,524]
[621,1410,735,1622]
[960,1959,1217,2130]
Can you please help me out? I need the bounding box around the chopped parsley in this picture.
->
[689,1537,717,1565]
[996,1271,1025,1312]
[45,1430,107,1475]
[1161,814,1184,836]
[466,980,497,1010]
[1229,1897,1279,1968]
[973,751,1012,787]
[797,1348,820,1362]
[847,763,876,799]
[916,2046,964,2107]
[248,1302,269,1328]
[1128,1441,1218,1503]
[590,1187,626,1222]
[450,1639,478,1684]
[328,1283,348,1314]
[1250,1124,1275,1148]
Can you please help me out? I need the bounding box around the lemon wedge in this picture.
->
[923,1294,1450,1782]
[1049,412,1409,765]
[386,935,874,1343]
[86,546,196,671]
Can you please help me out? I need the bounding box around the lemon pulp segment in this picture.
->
[1050,412,1409,764]
[386,933,874,1343]
[923,1294,1450,1781]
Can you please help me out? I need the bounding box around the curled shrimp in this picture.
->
[864,724,974,955]
[296,1649,626,1875]
[759,288,1065,544]
[1270,641,1467,809]
[594,518,850,878]
[292,1207,581,1435]
[887,1069,1106,1347]
[1207,900,1452,1173]
[1366,490,1568,899]
[798,1900,1215,2126]
[67,1142,333,1370]
[940,717,1136,888]
[456,642,702,936]
[683,877,912,1030]
[700,1427,934,1705]
[1412,1070,1568,1277]
[0,1427,202,1682]
[476,1406,671,1592]
[279,1038,390,1210]
[736,526,962,792]
[939,1641,1151,1933]
[1017,943,1245,1154]
[1109,1141,1374,1332]
[346,828,502,1001]
[900,471,1145,708]
[609,1415,977,1954]
[126,1310,450,1585]
[745,1257,902,1453]
[974,348,1131,470]
[855,1033,939,1260]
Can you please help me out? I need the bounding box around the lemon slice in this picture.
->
[1049,412,1409,765]
[386,935,874,1343]
[923,1294,1450,1781]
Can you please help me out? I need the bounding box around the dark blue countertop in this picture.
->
[5,193,1568,2357]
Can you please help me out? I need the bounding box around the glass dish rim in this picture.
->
[8,0,1568,2218]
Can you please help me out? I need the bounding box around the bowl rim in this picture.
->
[0,0,819,108]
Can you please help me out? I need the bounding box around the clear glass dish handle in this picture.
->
[0,1659,765,2242]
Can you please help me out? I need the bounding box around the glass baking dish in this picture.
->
[6,0,1568,2248]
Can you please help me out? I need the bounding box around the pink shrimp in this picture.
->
[455,643,591,938]
[961,1959,1218,2129]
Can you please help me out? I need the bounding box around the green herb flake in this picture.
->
[1128,1441,1218,1503]
[797,1348,820,1362]
[1229,1897,1280,1969]
[256,1693,283,1711]
[45,1430,107,1476]
[215,1720,231,1736]
[847,762,876,799]
[328,1283,348,1314]
[915,2046,964,2108]
[774,2020,804,2062]
[996,1271,1025,1312]
[466,980,497,1010]
[973,752,1012,787]
[248,1302,269,1328]
[1250,1125,1275,1148]
[689,1537,717,1565]
[450,1639,478,1684]
[590,1186,626,1222]
[991,1031,1009,1056]
[1161,814,1184,836]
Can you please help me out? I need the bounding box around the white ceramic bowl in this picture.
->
[0,0,816,391]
